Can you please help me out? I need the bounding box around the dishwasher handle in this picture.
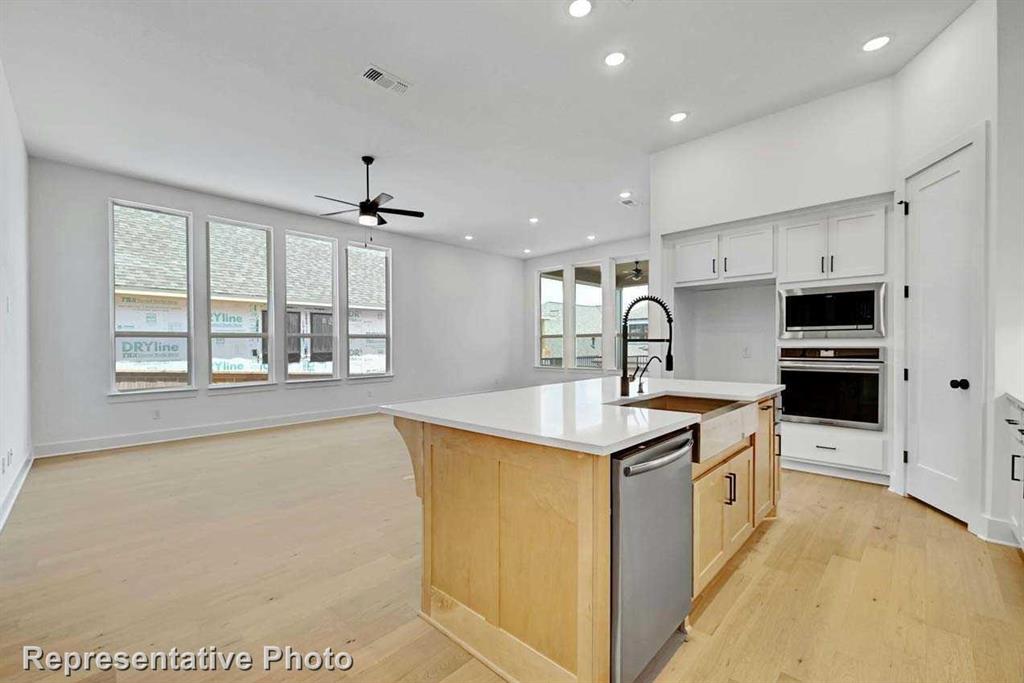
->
[623,438,693,477]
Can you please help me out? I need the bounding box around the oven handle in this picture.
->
[779,362,884,372]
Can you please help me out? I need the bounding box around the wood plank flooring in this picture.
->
[1,414,1021,682]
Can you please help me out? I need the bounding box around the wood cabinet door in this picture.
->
[777,219,827,283]
[827,206,885,279]
[753,400,774,525]
[721,225,774,279]
[692,466,728,596]
[724,448,753,557]
[674,238,719,284]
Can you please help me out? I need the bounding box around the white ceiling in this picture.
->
[0,0,969,258]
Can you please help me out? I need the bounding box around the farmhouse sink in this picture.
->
[621,395,758,463]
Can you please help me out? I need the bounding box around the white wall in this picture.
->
[29,159,525,455]
[651,78,894,237]
[674,284,777,384]
[521,236,648,385]
[0,58,31,525]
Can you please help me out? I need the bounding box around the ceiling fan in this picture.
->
[629,260,644,281]
[316,156,424,227]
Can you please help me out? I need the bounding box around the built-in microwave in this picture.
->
[778,283,885,339]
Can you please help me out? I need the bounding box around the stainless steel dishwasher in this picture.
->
[611,429,693,683]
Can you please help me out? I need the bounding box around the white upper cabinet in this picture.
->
[721,225,774,279]
[777,219,828,283]
[674,237,719,284]
[777,205,886,283]
[827,207,886,279]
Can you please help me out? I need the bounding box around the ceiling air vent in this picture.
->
[620,198,638,207]
[362,64,411,95]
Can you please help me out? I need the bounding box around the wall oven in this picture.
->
[778,283,885,339]
[778,347,885,431]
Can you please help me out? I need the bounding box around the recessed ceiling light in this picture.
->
[669,112,688,123]
[619,191,632,199]
[568,0,592,18]
[529,217,539,224]
[604,52,626,67]
[586,234,596,241]
[862,35,890,52]
[523,248,532,254]
[464,235,473,241]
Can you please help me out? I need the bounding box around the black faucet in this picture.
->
[620,295,674,396]
[631,355,661,393]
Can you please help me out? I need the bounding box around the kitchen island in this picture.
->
[382,376,783,683]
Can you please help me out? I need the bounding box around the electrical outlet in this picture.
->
[152,409,161,421]
[742,345,752,359]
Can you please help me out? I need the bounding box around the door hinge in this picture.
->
[903,450,909,464]
[898,200,909,216]
[904,368,909,381]
[904,285,909,299]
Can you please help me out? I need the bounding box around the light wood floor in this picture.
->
[1,415,1021,682]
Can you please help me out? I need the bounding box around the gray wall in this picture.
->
[29,159,525,455]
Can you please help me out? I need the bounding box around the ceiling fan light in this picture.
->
[358,213,377,226]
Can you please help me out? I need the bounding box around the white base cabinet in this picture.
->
[1003,396,1024,548]
[778,422,887,474]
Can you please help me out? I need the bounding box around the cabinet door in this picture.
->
[674,238,719,284]
[724,448,753,556]
[827,206,885,278]
[693,466,728,596]
[753,400,774,525]
[721,225,774,279]
[777,219,827,283]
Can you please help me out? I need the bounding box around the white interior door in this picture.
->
[777,219,827,283]
[905,133,986,524]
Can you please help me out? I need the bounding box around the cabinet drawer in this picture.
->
[780,423,886,473]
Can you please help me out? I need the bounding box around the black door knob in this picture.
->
[950,378,970,390]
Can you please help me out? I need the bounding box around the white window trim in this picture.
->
[206,216,276,388]
[108,198,196,395]
[284,230,340,383]
[345,241,393,379]
[534,254,649,372]
[614,253,651,372]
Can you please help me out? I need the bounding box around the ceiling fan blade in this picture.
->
[376,215,388,226]
[377,207,425,218]
[372,192,394,206]
[320,209,357,217]
[315,194,358,207]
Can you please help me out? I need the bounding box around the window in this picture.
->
[616,259,649,372]
[574,265,602,368]
[285,232,337,380]
[111,201,192,392]
[207,220,272,385]
[346,243,391,376]
[539,269,564,367]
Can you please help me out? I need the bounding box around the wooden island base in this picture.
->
[394,417,611,683]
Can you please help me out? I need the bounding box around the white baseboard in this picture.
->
[973,515,1021,548]
[33,404,381,458]
[781,457,891,486]
[0,455,33,533]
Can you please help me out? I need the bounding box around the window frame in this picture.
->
[573,262,604,370]
[614,255,651,372]
[284,230,340,383]
[345,241,393,379]
[108,198,196,395]
[206,217,275,389]
[536,267,566,368]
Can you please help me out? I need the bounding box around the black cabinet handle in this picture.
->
[775,433,781,456]
[712,258,716,274]
[724,472,736,505]
[820,256,825,273]
[724,256,728,272]
[1007,419,1021,426]
[1012,454,1022,482]
[950,378,971,390]
[830,255,835,272]
[760,405,773,411]
[815,444,837,451]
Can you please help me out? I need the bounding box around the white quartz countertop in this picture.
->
[380,376,783,455]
